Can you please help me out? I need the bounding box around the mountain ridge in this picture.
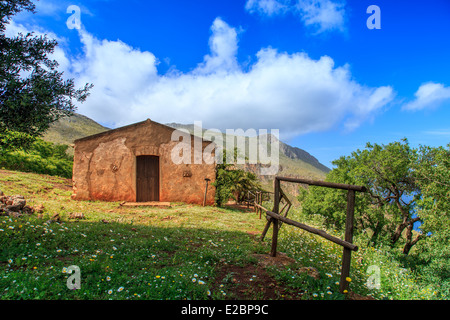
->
[163,122,330,174]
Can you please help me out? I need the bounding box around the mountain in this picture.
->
[42,113,110,148]
[164,123,329,172]
[164,123,330,197]
[43,115,330,196]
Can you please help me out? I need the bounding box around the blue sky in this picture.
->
[7,0,450,169]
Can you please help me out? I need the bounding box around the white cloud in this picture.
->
[71,18,393,138]
[245,0,290,16]
[6,17,394,140]
[402,82,450,111]
[295,0,346,33]
[70,29,159,123]
[195,17,240,74]
[245,0,346,33]
[11,0,94,25]
[4,20,71,73]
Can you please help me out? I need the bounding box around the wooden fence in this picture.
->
[247,190,274,219]
[255,176,366,294]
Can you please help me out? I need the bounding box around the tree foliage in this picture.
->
[403,144,450,296]
[0,0,92,151]
[213,148,262,207]
[299,139,443,255]
[413,144,450,232]
[0,137,73,178]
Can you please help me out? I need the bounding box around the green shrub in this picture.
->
[212,148,262,207]
[0,138,73,178]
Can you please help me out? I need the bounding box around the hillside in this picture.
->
[43,114,330,196]
[165,122,330,173]
[165,123,330,196]
[42,113,110,147]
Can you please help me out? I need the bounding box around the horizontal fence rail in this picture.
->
[263,209,358,251]
[275,176,367,192]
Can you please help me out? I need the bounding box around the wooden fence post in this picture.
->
[339,189,356,293]
[260,219,271,241]
[256,192,260,216]
[270,178,281,257]
[258,192,262,219]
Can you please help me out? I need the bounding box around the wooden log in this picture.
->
[257,192,261,217]
[275,176,366,192]
[258,192,262,219]
[256,200,271,240]
[264,210,358,251]
[280,201,289,215]
[254,203,267,212]
[260,219,271,241]
[270,219,279,257]
[270,178,281,257]
[339,189,356,294]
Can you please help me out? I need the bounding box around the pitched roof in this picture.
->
[74,118,212,143]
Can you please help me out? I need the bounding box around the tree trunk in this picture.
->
[234,191,240,204]
[368,221,381,246]
[391,198,411,245]
[391,220,407,245]
[402,222,422,255]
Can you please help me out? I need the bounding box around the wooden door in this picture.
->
[136,155,160,202]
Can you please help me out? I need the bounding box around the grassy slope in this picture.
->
[0,170,437,300]
[41,113,109,155]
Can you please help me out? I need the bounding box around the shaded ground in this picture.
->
[211,263,303,300]
[211,253,305,300]
[211,253,375,300]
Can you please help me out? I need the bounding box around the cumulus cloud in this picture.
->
[402,82,450,111]
[295,0,346,33]
[245,0,290,16]
[6,17,394,140]
[70,30,159,123]
[71,17,393,138]
[4,20,71,75]
[195,18,240,74]
[245,0,346,33]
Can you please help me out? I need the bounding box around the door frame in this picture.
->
[135,155,160,202]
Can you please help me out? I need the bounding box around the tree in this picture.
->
[404,144,450,296]
[228,169,260,203]
[413,144,450,231]
[213,148,262,207]
[300,140,423,254]
[0,0,92,152]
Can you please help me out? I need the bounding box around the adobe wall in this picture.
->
[72,120,216,205]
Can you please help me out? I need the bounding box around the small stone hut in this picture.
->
[71,119,216,205]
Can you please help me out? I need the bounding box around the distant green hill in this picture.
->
[42,113,110,148]
[43,115,329,197]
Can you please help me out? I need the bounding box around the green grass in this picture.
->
[0,170,270,300]
[1,216,263,299]
[274,207,440,300]
[0,170,440,300]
